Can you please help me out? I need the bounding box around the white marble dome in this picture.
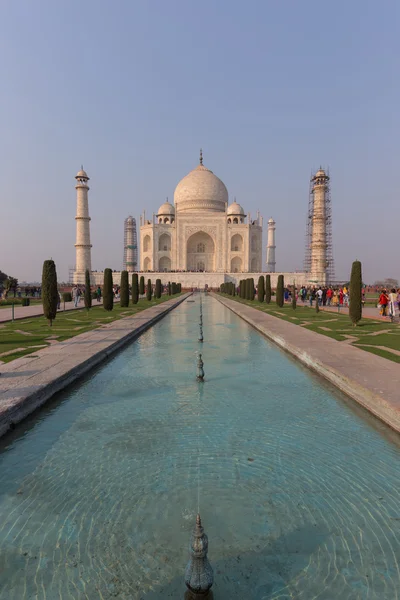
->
[76,168,89,179]
[174,162,228,213]
[227,200,244,216]
[157,199,175,215]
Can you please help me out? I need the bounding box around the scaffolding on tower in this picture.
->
[123,216,138,271]
[304,168,335,284]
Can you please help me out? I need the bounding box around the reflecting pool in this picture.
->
[0,295,399,599]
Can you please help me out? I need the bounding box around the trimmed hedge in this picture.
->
[120,270,129,307]
[132,273,139,304]
[349,260,362,325]
[63,292,72,302]
[103,268,114,311]
[146,278,152,301]
[265,275,271,304]
[276,275,284,307]
[42,259,58,325]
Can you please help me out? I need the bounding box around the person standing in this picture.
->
[388,288,397,321]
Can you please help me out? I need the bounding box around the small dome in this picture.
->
[315,168,326,177]
[157,199,175,216]
[76,168,89,179]
[227,201,244,216]
[268,217,275,223]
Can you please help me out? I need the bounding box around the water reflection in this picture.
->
[0,295,399,599]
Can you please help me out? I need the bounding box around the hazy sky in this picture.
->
[1,0,399,283]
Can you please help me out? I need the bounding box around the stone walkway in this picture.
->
[0,300,88,323]
[0,294,189,438]
[215,295,400,433]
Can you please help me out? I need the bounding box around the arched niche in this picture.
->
[231,233,243,252]
[186,231,215,272]
[158,233,171,251]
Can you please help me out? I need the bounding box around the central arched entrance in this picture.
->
[186,231,215,272]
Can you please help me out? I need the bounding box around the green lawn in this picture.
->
[0,295,177,364]
[220,294,400,363]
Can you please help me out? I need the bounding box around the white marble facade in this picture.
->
[139,155,263,274]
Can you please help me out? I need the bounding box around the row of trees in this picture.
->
[42,261,182,325]
[219,261,363,325]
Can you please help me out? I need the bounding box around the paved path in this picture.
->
[0,300,88,323]
[0,294,190,438]
[215,294,400,433]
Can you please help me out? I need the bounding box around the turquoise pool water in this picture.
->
[0,295,399,599]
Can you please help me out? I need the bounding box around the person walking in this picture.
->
[378,289,389,317]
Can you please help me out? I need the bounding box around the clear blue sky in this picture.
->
[1,0,399,283]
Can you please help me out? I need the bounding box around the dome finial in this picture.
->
[200,148,203,165]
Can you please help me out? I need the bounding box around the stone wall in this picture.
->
[90,271,313,288]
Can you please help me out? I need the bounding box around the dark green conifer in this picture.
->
[155,278,162,298]
[292,283,296,310]
[139,275,145,295]
[103,268,114,311]
[42,259,58,326]
[349,260,362,325]
[132,273,139,304]
[276,275,284,307]
[84,269,92,310]
[265,275,271,304]
[146,279,152,300]
[120,270,129,307]
[257,275,265,302]
[168,281,172,295]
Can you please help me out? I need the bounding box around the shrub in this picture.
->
[84,269,92,310]
[171,282,177,294]
[292,284,296,310]
[22,298,30,306]
[120,270,129,307]
[103,268,114,311]
[168,281,171,296]
[146,278,152,301]
[63,292,72,302]
[132,273,139,304]
[42,259,58,325]
[257,276,264,302]
[276,275,284,307]
[139,276,145,295]
[349,260,362,325]
[265,275,271,304]
[315,298,320,313]
[155,278,162,299]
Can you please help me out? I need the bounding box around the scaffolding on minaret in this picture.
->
[304,168,335,284]
[123,216,138,271]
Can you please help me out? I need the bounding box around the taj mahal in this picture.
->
[72,151,330,288]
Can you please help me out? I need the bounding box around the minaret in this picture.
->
[74,167,92,285]
[310,168,328,285]
[266,217,276,272]
[123,216,137,271]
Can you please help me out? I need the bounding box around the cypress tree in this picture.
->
[245,278,251,300]
[132,273,139,304]
[168,281,172,296]
[172,282,177,294]
[315,298,320,313]
[232,283,236,296]
[292,283,297,310]
[139,275,145,295]
[103,268,114,311]
[42,259,58,326]
[265,275,271,304]
[146,279,152,301]
[257,275,265,302]
[84,269,92,310]
[120,270,129,307]
[276,275,284,307]
[178,283,182,293]
[241,280,245,299]
[155,278,162,298]
[250,278,255,300]
[349,260,362,326]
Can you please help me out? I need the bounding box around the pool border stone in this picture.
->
[0,294,190,439]
[214,294,400,434]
